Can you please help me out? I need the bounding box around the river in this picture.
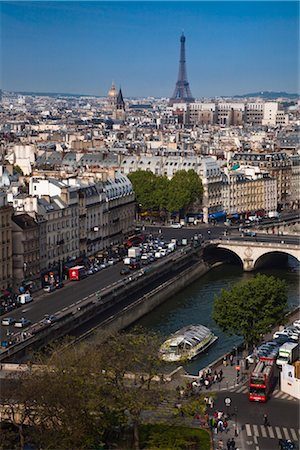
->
[132,260,299,375]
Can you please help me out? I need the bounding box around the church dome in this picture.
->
[107,82,117,98]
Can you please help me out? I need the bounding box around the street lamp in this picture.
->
[224,397,231,419]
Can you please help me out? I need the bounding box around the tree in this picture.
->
[167,170,203,215]
[13,165,23,176]
[128,170,159,211]
[212,274,288,347]
[0,331,169,450]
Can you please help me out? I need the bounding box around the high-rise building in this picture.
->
[169,33,194,105]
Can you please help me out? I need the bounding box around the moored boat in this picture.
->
[159,324,218,362]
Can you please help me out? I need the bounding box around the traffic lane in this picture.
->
[215,391,299,430]
[146,226,299,245]
[145,225,227,240]
[0,263,124,339]
[219,234,299,245]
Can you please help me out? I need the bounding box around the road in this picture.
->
[214,390,299,450]
[1,227,299,342]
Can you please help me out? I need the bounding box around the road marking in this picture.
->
[62,307,68,311]
[282,427,290,440]
[275,426,282,439]
[290,428,297,441]
[253,435,258,444]
[279,393,289,400]
[245,424,252,437]
[253,425,259,436]
[267,426,274,438]
[260,425,267,438]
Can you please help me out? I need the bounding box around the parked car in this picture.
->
[43,285,56,293]
[1,317,16,326]
[14,318,31,328]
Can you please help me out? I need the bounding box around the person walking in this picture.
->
[230,354,234,366]
[263,413,269,426]
[226,438,231,450]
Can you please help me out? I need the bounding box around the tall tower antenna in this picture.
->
[169,32,194,105]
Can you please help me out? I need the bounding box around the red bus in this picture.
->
[125,234,146,247]
[248,360,274,402]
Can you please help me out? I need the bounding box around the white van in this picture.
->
[18,293,33,304]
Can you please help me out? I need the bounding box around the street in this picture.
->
[214,390,299,450]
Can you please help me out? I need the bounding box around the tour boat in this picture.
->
[159,324,218,362]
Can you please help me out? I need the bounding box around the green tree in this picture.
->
[212,274,288,347]
[128,170,159,211]
[13,165,23,175]
[167,170,203,215]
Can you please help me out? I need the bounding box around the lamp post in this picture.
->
[224,397,231,419]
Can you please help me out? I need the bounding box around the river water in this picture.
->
[133,261,299,375]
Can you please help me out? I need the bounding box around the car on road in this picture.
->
[242,230,257,237]
[293,319,300,330]
[1,317,16,326]
[273,330,299,341]
[279,439,297,449]
[43,285,56,293]
[120,267,130,276]
[171,223,182,228]
[43,315,58,324]
[14,318,31,328]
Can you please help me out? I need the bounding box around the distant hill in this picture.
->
[233,91,299,100]
[15,91,102,98]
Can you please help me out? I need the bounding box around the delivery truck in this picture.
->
[128,247,141,259]
[276,342,299,368]
[17,293,33,304]
[69,265,86,281]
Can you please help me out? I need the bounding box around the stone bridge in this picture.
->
[208,240,300,271]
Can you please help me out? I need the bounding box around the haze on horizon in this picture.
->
[1,1,299,98]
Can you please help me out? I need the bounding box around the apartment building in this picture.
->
[12,214,40,290]
[222,169,277,215]
[0,191,13,291]
[231,152,291,207]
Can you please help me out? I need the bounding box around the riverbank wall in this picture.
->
[75,259,218,343]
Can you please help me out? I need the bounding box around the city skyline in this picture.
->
[1,1,299,97]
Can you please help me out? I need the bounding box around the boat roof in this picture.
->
[166,325,212,347]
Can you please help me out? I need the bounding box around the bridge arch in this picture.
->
[212,240,300,272]
[254,250,299,271]
[203,244,243,268]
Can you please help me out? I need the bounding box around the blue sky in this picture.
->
[1,1,299,97]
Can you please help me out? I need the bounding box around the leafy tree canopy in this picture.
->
[167,170,203,213]
[128,169,203,214]
[212,273,288,347]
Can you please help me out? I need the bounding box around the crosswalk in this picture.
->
[245,423,300,441]
[234,385,297,401]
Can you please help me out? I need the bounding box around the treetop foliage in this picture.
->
[128,170,203,213]
[212,273,288,346]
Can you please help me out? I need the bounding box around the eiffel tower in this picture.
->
[169,33,195,105]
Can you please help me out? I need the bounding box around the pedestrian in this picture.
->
[223,356,228,367]
[219,369,223,380]
[230,354,234,366]
[208,396,214,409]
[263,413,269,426]
[226,438,231,450]
[218,439,224,450]
[223,419,228,433]
[218,422,223,435]
[230,437,236,449]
